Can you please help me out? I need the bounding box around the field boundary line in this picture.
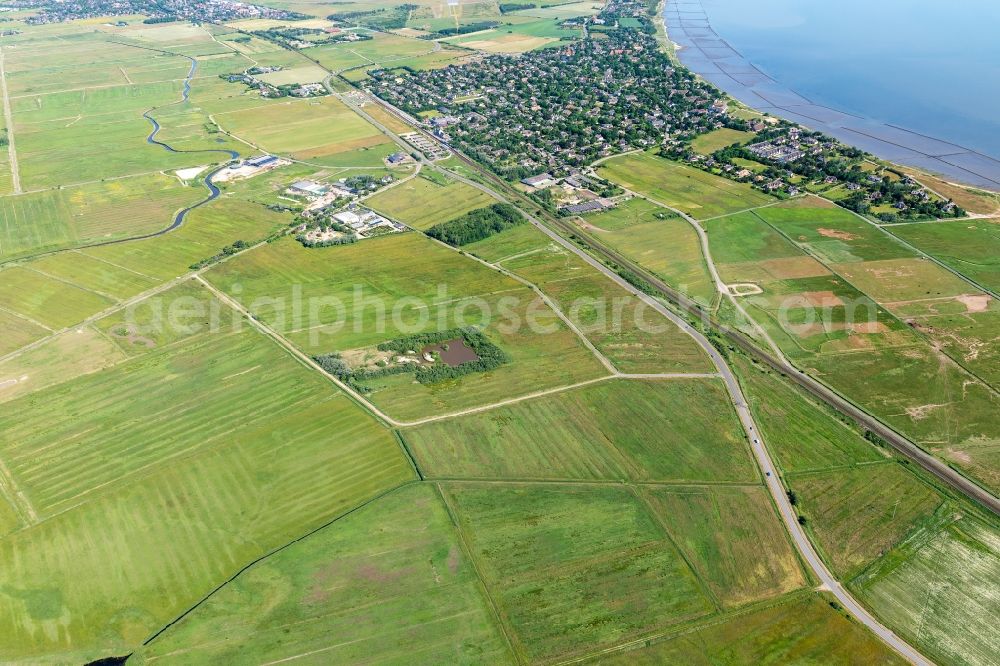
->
[22,265,121,302]
[751,208,1000,398]
[140,480,419,650]
[0,303,53,332]
[434,483,524,664]
[72,249,162,281]
[0,46,21,193]
[629,484,724,611]
[0,454,38,525]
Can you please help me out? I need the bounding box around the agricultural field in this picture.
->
[82,198,287,281]
[0,324,126,403]
[131,485,512,665]
[500,237,713,373]
[0,308,49,358]
[441,484,714,662]
[0,25,252,190]
[855,515,1000,666]
[642,485,806,607]
[734,356,885,473]
[690,127,756,155]
[445,18,583,53]
[888,218,1000,293]
[310,31,437,72]
[597,151,773,219]
[4,9,1000,666]
[365,171,497,230]
[256,63,328,85]
[463,221,553,263]
[205,233,607,420]
[213,95,392,161]
[582,197,718,307]
[791,464,944,577]
[0,324,412,661]
[508,1,604,20]
[596,592,906,665]
[0,263,115,330]
[404,378,756,482]
[738,345,1000,665]
[0,174,204,261]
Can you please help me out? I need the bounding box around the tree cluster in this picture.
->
[426,203,523,246]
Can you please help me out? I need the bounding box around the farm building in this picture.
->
[521,173,556,188]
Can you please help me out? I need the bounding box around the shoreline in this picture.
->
[660,0,1000,193]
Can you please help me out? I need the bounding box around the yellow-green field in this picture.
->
[365,172,497,229]
[404,378,756,482]
[598,151,773,219]
[0,174,204,261]
[214,95,392,160]
[0,323,412,662]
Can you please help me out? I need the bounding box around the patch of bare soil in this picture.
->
[905,403,948,420]
[801,290,844,308]
[956,294,991,313]
[850,321,889,334]
[817,227,860,241]
[109,325,155,349]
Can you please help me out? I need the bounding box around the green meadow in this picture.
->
[583,197,718,306]
[404,378,756,482]
[130,485,511,665]
[366,172,498,230]
[597,151,773,219]
[0,325,411,661]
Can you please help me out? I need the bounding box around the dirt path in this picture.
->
[0,46,22,194]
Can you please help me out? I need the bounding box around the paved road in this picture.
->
[0,46,21,194]
[353,97,935,662]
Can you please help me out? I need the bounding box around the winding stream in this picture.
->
[142,56,240,235]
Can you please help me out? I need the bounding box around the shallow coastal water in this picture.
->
[664,0,1000,189]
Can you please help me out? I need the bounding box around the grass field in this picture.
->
[855,514,1000,666]
[583,197,718,306]
[205,233,520,351]
[310,31,436,72]
[26,251,161,301]
[597,151,773,220]
[595,592,906,664]
[463,221,552,262]
[215,95,391,160]
[499,236,712,373]
[365,172,497,230]
[0,173,205,261]
[753,201,914,264]
[690,127,755,155]
[791,464,943,577]
[643,485,805,608]
[82,198,288,281]
[889,218,1000,293]
[446,19,581,53]
[131,485,512,664]
[405,378,756,482]
[734,357,886,472]
[0,309,49,357]
[0,264,115,329]
[0,326,412,661]
[205,233,607,420]
[0,324,126,404]
[442,484,713,662]
[256,63,328,85]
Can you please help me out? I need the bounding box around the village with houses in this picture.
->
[362,11,727,182]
